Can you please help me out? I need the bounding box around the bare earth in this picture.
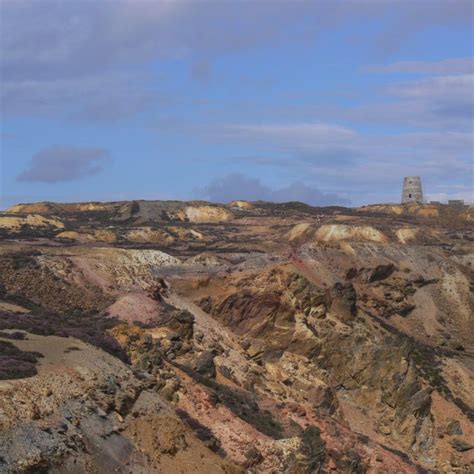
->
[0,199,472,473]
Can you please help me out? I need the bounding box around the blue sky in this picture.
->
[1,0,473,208]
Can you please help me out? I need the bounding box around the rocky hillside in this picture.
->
[0,200,472,473]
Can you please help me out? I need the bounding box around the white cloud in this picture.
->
[211,122,472,164]
[387,74,473,101]
[370,57,473,75]
[271,73,474,131]
[1,71,163,122]
[1,0,472,122]
[426,191,474,204]
[221,122,355,146]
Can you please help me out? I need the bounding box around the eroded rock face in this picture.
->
[330,281,357,320]
[366,263,397,283]
[286,426,326,472]
[194,350,216,378]
[0,334,239,473]
[0,199,473,473]
[178,205,234,223]
[315,224,387,243]
[0,214,64,231]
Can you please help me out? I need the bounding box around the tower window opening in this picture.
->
[409,193,412,198]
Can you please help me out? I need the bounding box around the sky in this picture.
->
[0,0,473,209]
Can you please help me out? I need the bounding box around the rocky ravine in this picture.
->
[0,200,472,473]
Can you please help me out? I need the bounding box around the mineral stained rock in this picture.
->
[0,199,473,473]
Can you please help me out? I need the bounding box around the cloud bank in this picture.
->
[18,146,110,183]
[197,173,350,206]
[1,1,472,122]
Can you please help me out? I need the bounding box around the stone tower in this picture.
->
[401,176,423,204]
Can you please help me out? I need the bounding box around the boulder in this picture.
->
[194,351,216,378]
[366,263,397,283]
[330,282,357,320]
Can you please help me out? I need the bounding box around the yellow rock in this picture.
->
[125,227,174,244]
[64,202,113,212]
[461,205,474,222]
[92,229,117,242]
[396,228,418,244]
[56,229,117,242]
[406,203,439,218]
[7,201,117,214]
[177,206,234,223]
[315,224,387,243]
[168,226,205,241]
[285,223,314,242]
[356,204,403,215]
[0,301,30,313]
[7,202,57,214]
[228,200,253,209]
[0,214,64,230]
[357,203,440,218]
[56,231,96,242]
[339,241,355,254]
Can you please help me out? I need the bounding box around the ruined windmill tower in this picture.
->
[401,176,424,204]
